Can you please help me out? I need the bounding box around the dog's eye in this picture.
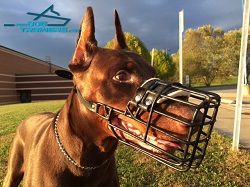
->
[113,70,131,82]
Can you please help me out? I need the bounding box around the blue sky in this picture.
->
[0,0,243,68]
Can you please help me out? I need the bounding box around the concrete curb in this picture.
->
[221,98,236,104]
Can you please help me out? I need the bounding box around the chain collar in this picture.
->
[54,113,109,170]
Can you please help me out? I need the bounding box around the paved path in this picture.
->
[201,86,250,150]
[215,104,250,149]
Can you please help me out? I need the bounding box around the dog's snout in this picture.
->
[157,101,198,123]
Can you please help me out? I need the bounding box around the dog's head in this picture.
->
[58,7,220,171]
[68,8,155,110]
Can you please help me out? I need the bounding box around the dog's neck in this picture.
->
[56,88,118,171]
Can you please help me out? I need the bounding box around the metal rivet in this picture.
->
[145,99,152,106]
[135,95,141,102]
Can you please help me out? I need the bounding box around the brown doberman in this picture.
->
[3,7,220,187]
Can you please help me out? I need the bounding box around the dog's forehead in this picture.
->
[93,48,152,71]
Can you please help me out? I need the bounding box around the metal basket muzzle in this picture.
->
[76,78,221,171]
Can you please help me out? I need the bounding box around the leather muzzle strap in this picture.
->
[75,87,97,112]
[75,87,114,120]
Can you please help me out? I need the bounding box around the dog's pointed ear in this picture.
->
[113,9,128,50]
[69,7,97,72]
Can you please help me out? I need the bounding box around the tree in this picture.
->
[221,29,241,76]
[105,32,151,62]
[151,49,176,80]
[172,26,250,86]
[173,25,227,86]
[222,29,250,84]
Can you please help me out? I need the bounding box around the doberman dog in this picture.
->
[3,7,220,187]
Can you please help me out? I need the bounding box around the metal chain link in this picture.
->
[54,113,109,170]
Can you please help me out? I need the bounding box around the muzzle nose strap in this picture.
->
[130,78,190,111]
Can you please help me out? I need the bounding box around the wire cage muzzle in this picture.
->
[76,77,221,171]
[109,79,221,171]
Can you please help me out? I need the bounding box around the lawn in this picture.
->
[0,101,250,186]
[190,75,250,88]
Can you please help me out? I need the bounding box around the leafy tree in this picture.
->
[222,30,241,74]
[222,28,250,84]
[105,32,151,62]
[151,49,176,80]
[172,25,250,86]
[173,25,227,86]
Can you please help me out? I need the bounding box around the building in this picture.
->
[0,45,73,105]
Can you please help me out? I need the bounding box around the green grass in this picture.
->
[191,76,250,88]
[1,101,250,186]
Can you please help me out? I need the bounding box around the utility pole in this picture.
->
[243,0,249,85]
[151,48,155,67]
[179,9,184,84]
[45,56,51,73]
[166,48,171,55]
[232,0,250,151]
